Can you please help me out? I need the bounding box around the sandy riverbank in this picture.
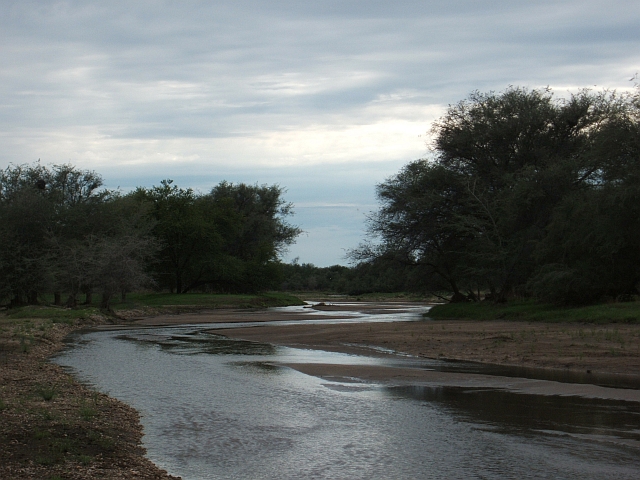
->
[122,301,640,399]
[205,318,640,402]
[0,316,181,480]
[125,302,640,378]
[211,318,640,376]
[4,301,639,477]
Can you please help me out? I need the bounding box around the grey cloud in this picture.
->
[1,0,639,264]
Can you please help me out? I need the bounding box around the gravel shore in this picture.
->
[0,316,181,480]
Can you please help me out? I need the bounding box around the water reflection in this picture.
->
[54,322,640,479]
[116,332,277,356]
[388,385,640,441]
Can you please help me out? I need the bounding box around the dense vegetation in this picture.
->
[354,87,640,304]
[279,260,432,296]
[4,86,639,308]
[0,163,300,309]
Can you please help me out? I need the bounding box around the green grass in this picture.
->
[36,385,58,402]
[1,292,304,322]
[111,291,304,310]
[78,400,97,420]
[4,305,99,322]
[427,300,640,323]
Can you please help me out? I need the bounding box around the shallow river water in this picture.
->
[53,305,640,479]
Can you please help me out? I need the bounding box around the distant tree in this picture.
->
[133,180,301,294]
[0,162,158,308]
[131,180,221,293]
[206,182,301,292]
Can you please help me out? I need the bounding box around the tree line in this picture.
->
[354,86,640,304]
[5,86,638,307]
[0,163,300,310]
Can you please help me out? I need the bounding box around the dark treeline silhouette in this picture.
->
[352,86,640,304]
[0,163,300,309]
[4,86,639,307]
[279,259,433,296]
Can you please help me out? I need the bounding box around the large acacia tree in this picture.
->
[360,87,640,303]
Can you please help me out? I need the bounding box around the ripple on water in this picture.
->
[53,322,640,480]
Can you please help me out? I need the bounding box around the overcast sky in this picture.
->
[2,1,639,266]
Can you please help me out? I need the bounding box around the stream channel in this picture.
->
[53,303,640,479]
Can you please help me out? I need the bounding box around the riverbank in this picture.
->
[117,301,640,378]
[0,314,181,480]
[115,300,640,392]
[0,292,307,479]
[4,299,639,477]
[214,318,640,377]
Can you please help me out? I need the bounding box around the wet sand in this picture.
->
[127,307,351,325]
[125,302,640,401]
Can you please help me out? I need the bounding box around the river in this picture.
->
[53,303,640,479]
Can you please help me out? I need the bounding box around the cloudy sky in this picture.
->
[2,1,639,266]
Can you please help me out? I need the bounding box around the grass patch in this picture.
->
[427,300,640,323]
[2,293,303,321]
[78,402,97,420]
[4,305,99,322]
[36,385,58,401]
[87,430,115,451]
[34,437,75,465]
[111,291,304,311]
[77,454,92,465]
[18,333,33,353]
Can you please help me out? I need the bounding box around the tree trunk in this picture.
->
[10,294,26,307]
[84,291,93,305]
[28,290,38,305]
[54,292,61,306]
[449,291,468,303]
[448,278,466,303]
[65,294,77,308]
[100,292,113,312]
[121,290,127,301]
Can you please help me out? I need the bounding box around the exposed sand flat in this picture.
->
[210,318,640,378]
[274,362,640,402]
[130,309,351,325]
[118,301,640,401]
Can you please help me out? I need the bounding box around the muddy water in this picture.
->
[54,309,640,479]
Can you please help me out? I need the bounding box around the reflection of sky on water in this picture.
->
[54,321,640,480]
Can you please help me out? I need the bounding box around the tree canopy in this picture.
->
[132,180,301,293]
[0,164,301,307]
[357,87,640,304]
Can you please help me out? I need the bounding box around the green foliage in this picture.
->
[36,385,58,401]
[5,305,98,321]
[112,292,304,310]
[357,86,640,304]
[0,163,156,309]
[428,300,640,323]
[78,402,97,421]
[279,262,351,292]
[132,179,300,294]
[0,163,301,306]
